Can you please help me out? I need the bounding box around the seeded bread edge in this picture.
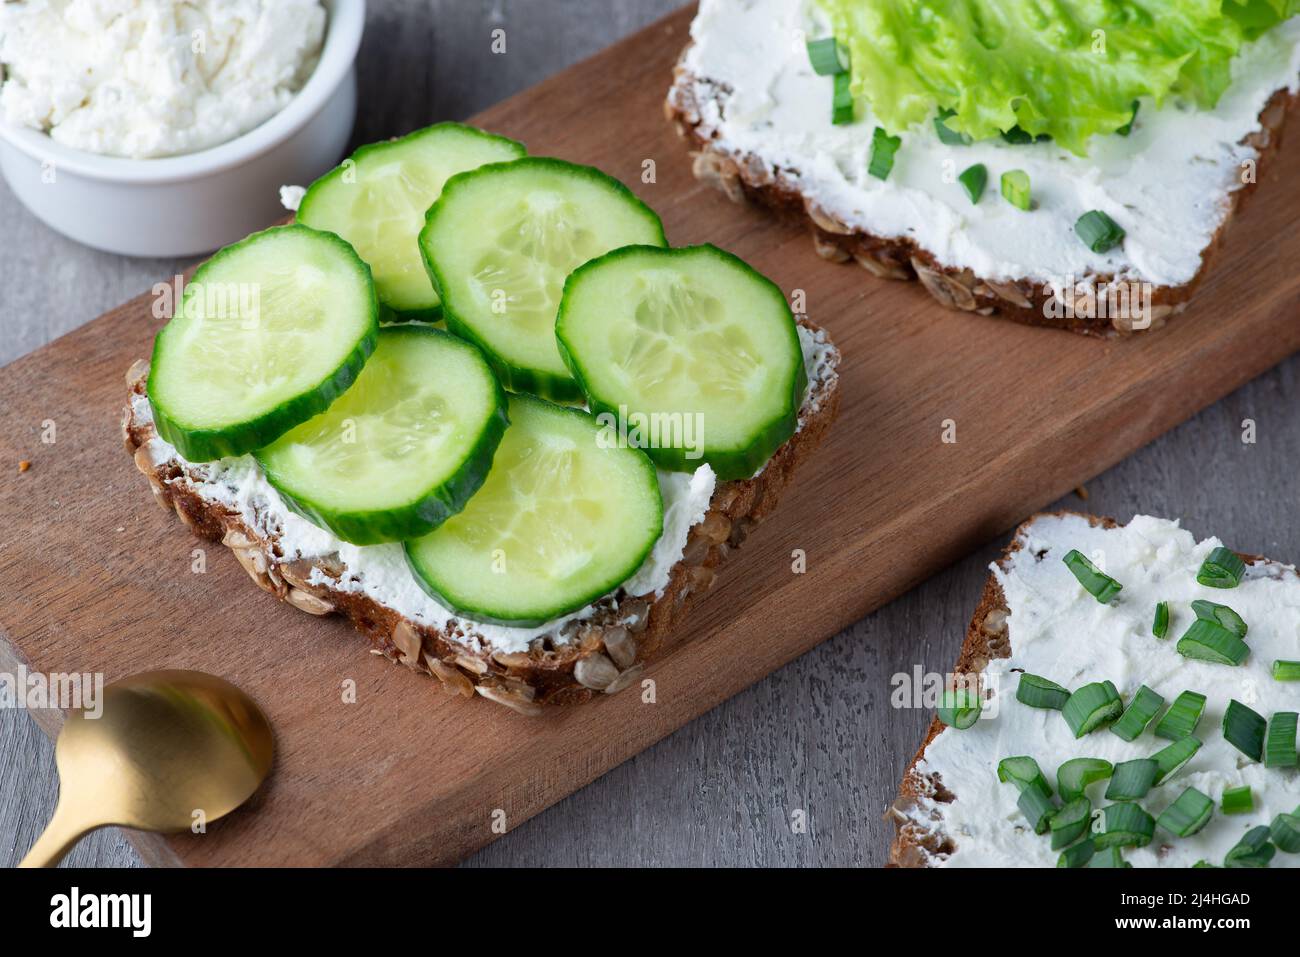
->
[121,319,841,715]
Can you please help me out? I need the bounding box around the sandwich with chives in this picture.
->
[891,512,1300,867]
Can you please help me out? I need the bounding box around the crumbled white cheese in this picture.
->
[0,0,326,158]
[675,0,1300,289]
[795,323,836,419]
[623,465,716,599]
[914,514,1300,867]
[279,184,306,212]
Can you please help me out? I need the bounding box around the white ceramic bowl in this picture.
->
[0,0,365,257]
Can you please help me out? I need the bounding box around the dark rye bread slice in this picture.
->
[120,321,841,715]
[666,46,1298,336]
[887,512,1269,867]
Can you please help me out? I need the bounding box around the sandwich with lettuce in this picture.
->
[667,0,1300,333]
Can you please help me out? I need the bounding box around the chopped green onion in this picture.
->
[1265,711,1298,768]
[1223,699,1267,761]
[1057,757,1113,801]
[1110,685,1164,741]
[1001,169,1032,211]
[997,755,1052,798]
[1269,811,1300,853]
[933,108,968,145]
[957,163,986,205]
[1088,846,1132,868]
[1094,802,1155,849]
[1152,601,1170,639]
[1154,690,1207,741]
[937,687,981,729]
[1116,100,1140,136]
[1152,736,1202,785]
[1190,599,1247,638]
[1018,785,1056,834]
[1057,839,1096,868]
[1050,797,1093,850]
[1192,859,1218,868]
[831,72,854,125]
[805,37,848,76]
[1062,680,1123,737]
[868,126,902,180]
[1225,826,1275,868]
[1197,546,1246,588]
[1105,758,1158,801]
[1074,210,1125,253]
[1221,785,1254,815]
[1157,787,1214,838]
[1176,619,1249,666]
[1274,660,1300,681]
[1000,125,1049,145]
[1062,549,1121,603]
[1016,673,1070,710]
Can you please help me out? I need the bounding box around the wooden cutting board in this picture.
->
[2,5,1298,867]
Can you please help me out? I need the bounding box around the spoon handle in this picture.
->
[18,801,94,868]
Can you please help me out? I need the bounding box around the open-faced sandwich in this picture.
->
[667,0,1300,334]
[122,122,841,713]
[892,512,1300,867]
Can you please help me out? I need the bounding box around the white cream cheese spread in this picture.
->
[912,513,1300,867]
[0,0,326,159]
[673,0,1300,290]
[133,324,835,655]
[279,183,307,213]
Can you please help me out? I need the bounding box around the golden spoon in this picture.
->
[19,670,274,868]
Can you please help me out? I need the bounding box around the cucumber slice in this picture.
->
[556,244,806,480]
[419,157,666,401]
[297,123,525,322]
[254,326,507,545]
[404,393,663,626]
[147,225,378,462]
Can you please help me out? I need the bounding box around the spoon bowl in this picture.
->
[19,670,274,867]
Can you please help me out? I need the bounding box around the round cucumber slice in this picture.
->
[404,393,663,626]
[147,224,378,462]
[254,326,507,545]
[419,157,667,401]
[297,123,525,322]
[556,244,806,481]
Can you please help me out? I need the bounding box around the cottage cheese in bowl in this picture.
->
[0,0,327,159]
[0,0,361,256]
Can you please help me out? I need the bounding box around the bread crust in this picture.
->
[665,47,1297,336]
[887,512,1269,867]
[121,321,840,714]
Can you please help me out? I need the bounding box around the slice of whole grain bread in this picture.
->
[666,46,1297,337]
[122,320,841,715]
[888,512,1269,867]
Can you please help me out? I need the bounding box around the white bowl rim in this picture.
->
[0,0,365,185]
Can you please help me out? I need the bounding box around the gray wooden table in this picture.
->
[3,0,1298,868]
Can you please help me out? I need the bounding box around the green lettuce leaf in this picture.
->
[819,0,1299,155]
